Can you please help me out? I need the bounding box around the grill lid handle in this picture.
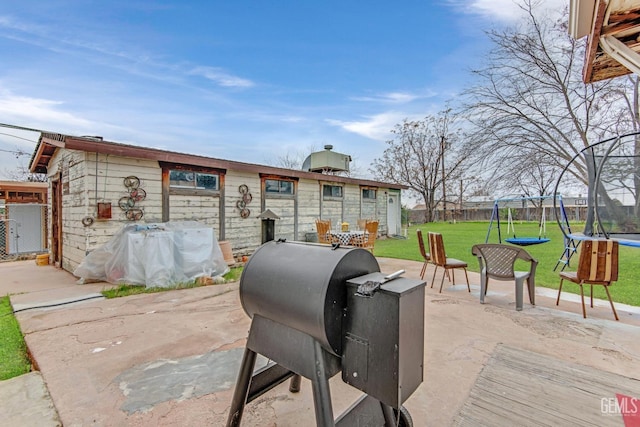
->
[383,269,405,282]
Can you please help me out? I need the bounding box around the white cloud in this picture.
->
[351,90,437,104]
[0,92,93,131]
[382,92,420,103]
[326,111,422,141]
[189,66,255,88]
[0,14,41,33]
[1,15,253,92]
[469,0,528,22]
[450,0,567,23]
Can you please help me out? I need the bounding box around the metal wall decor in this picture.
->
[237,184,252,219]
[118,175,146,221]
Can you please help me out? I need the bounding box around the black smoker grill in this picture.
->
[227,240,425,427]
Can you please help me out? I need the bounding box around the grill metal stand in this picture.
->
[227,315,342,426]
[227,315,408,427]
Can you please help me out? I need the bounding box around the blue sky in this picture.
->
[0,0,566,178]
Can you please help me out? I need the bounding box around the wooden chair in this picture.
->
[556,239,619,320]
[428,232,470,293]
[417,229,450,282]
[315,219,332,244]
[356,219,367,231]
[352,220,378,252]
[364,220,379,252]
[471,244,537,311]
[416,229,431,280]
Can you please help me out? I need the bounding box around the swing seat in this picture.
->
[505,237,550,246]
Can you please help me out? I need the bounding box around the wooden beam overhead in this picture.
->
[577,1,640,83]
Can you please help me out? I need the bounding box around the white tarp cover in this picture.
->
[73,221,229,287]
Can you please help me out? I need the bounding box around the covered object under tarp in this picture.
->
[73,221,229,288]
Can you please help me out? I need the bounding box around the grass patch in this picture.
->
[0,296,31,380]
[374,222,640,307]
[222,266,243,282]
[102,267,244,299]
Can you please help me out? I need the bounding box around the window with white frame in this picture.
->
[265,178,294,195]
[362,188,377,200]
[169,170,219,191]
[323,184,343,199]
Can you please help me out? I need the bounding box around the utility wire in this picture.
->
[0,132,38,143]
[0,147,29,157]
[0,125,42,159]
[0,124,46,160]
[0,122,49,133]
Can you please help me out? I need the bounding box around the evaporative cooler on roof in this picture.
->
[302,145,352,173]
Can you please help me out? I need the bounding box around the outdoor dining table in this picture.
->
[329,230,367,246]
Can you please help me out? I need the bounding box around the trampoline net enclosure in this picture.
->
[591,133,640,239]
[555,132,640,244]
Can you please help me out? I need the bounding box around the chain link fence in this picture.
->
[409,206,589,225]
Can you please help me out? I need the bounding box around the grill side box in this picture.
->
[342,273,425,409]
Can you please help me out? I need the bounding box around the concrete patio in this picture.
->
[1,255,639,426]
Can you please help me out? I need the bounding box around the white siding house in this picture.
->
[30,133,405,273]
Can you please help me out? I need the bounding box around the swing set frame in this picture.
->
[485,195,559,246]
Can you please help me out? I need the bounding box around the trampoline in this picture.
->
[553,131,640,268]
[566,232,640,248]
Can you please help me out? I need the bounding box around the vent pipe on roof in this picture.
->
[324,144,333,150]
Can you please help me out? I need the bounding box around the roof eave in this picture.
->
[30,133,407,190]
[569,0,597,39]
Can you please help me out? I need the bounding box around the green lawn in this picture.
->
[373,222,640,307]
[0,296,31,380]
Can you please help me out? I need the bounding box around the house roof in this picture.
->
[569,0,640,83]
[0,180,47,204]
[29,132,407,190]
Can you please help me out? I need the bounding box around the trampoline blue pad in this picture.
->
[568,233,640,248]
[504,237,550,246]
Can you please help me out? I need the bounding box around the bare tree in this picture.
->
[264,147,313,170]
[494,148,558,203]
[370,109,470,222]
[1,163,47,182]
[462,0,637,193]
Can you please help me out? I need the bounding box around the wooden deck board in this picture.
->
[453,344,640,426]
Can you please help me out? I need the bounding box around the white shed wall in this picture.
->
[224,172,262,253]
[47,147,401,273]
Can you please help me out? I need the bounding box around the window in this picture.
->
[362,188,377,200]
[170,170,219,191]
[265,179,294,195]
[323,185,343,198]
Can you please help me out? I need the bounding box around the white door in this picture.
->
[387,193,399,236]
[8,204,44,254]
